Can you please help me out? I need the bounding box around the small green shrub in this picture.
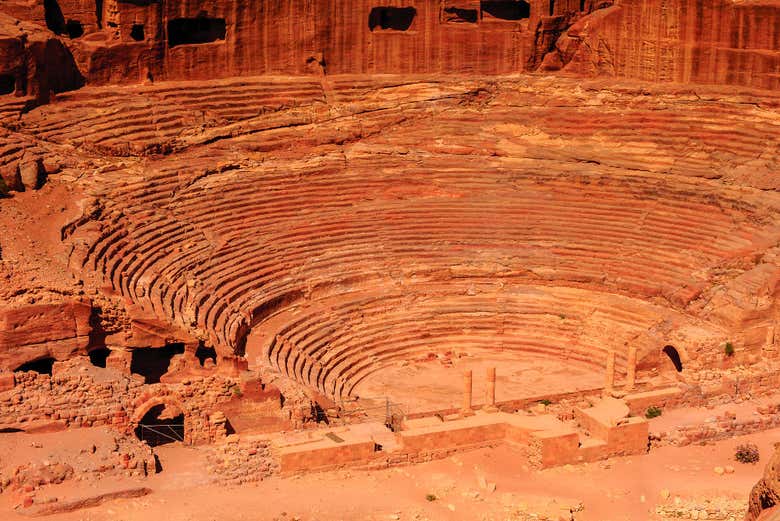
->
[645,406,662,419]
[539,399,552,406]
[232,386,243,397]
[425,494,437,502]
[724,342,735,357]
[735,443,760,464]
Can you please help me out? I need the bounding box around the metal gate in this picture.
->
[137,423,185,446]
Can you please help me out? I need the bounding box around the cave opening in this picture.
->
[368,7,417,31]
[130,343,185,384]
[0,75,15,95]
[88,347,111,368]
[14,358,55,375]
[443,7,478,23]
[96,0,103,28]
[480,0,530,20]
[195,343,217,366]
[134,404,185,447]
[167,18,226,47]
[130,24,145,41]
[43,0,66,34]
[662,345,683,373]
[65,20,84,39]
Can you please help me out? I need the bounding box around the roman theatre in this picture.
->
[1,1,780,515]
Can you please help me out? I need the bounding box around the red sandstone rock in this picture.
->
[748,443,780,521]
[0,2,779,518]
[0,299,91,369]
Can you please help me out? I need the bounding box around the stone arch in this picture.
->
[662,344,684,373]
[130,396,191,445]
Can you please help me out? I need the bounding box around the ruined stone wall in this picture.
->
[0,359,252,445]
[652,404,780,448]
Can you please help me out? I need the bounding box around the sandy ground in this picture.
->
[354,352,602,412]
[2,426,775,521]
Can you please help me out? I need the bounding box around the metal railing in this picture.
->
[137,423,185,445]
[337,396,406,431]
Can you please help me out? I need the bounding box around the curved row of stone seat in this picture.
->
[365,89,780,183]
[167,162,754,271]
[254,287,663,399]
[18,77,325,152]
[201,185,755,342]
[0,133,27,172]
[84,150,770,356]
[0,96,27,124]
[72,78,780,380]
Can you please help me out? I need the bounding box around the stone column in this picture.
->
[485,367,497,411]
[461,370,473,416]
[604,351,615,396]
[625,345,637,390]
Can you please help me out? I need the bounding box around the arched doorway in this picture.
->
[662,345,683,373]
[134,403,185,447]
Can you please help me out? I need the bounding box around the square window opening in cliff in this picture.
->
[14,357,55,375]
[0,75,15,96]
[442,6,478,23]
[167,17,227,47]
[130,24,145,41]
[130,343,185,384]
[368,7,417,31]
[88,347,111,368]
[480,0,530,20]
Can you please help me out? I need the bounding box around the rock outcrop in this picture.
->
[747,443,780,521]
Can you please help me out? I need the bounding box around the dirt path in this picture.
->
[3,427,775,521]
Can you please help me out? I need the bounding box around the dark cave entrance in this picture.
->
[443,7,478,23]
[14,357,55,375]
[134,404,185,447]
[88,347,111,368]
[130,24,146,41]
[65,20,84,39]
[195,343,217,366]
[44,0,66,35]
[662,345,683,373]
[130,343,185,384]
[480,0,530,20]
[167,18,227,47]
[368,7,417,31]
[0,75,14,95]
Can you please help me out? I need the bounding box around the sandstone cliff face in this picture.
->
[556,0,780,90]
[1,0,779,97]
[0,11,84,101]
[747,444,780,521]
[0,300,92,370]
[0,2,779,410]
